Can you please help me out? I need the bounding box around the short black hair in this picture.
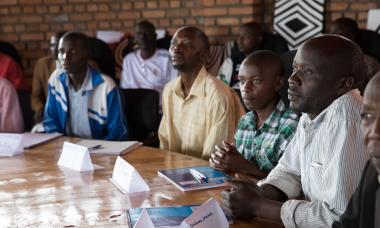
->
[177,26,210,52]
[136,20,156,34]
[60,31,90,52]
[245,50,284,77]
[240,21,264,38]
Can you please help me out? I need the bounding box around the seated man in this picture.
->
[328,17,380,93]
[120,20,177,108]
[221,35,369,227]
[0,52,29,91]
[333,71,380,228]
[31,31,65,123]
[209,51,299,179]
[159,26,245,159]
[0,78,24,133]
[42,32,128,140]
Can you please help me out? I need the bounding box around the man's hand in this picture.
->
[209,141,252,173]
[221,174,266,219]
[221,174,284,224]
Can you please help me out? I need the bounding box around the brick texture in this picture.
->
[0,0,377,79]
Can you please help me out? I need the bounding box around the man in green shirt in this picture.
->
[209,50,299,178]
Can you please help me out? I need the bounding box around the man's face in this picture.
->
[134,25,156,49]
[288,46,338,117]
[58,38,88,75]
[239,61,281,111]
[361,79,380,174]
[237,27,261,55]
[169,29,205,72]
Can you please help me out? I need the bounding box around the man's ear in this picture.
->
[275,77,283,92]
[200,49,209,64]
[337,77,355,95]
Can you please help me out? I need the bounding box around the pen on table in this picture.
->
[190,168,208,183]
[88,145,103,151]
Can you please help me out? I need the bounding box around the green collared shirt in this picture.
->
[235,99,299,172]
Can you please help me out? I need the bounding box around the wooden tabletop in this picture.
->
[0,137,281,227]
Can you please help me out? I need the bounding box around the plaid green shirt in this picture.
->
[235,99,299,173]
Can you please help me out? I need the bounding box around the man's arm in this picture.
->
[0,80,24,133]
[31,59,46,123]
[221,175,285,225]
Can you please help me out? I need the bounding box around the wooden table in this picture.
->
[0,137,281,227]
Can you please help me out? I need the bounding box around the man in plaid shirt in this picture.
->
[210,50,299,178]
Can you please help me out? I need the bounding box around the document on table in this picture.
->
[76,139,142,155]
[23,132,62,149]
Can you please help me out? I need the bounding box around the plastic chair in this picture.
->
[121,88,160,147]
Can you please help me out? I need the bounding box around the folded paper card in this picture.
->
[57,142,103,172]
[180,198,228,228]
[133,208,155,228]
[131,198,228,228]
[111,156,150,193]
[0,133,23,157]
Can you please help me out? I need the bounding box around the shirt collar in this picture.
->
[174,66,208,99]
[65,67,93,92]
[302,89,360,126]
[243,98,286,129]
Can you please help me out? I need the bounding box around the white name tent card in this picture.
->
[0,133,24,157]
[180,198,228,228]
[57,142,103,172]
[133,208,155,228]
[111,156,150,194]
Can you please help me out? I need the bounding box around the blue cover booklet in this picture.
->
[157,165,230,191]
[126,205,199,227]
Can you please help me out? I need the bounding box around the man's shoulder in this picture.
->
[155,48,171,58]
[0,78,15,92]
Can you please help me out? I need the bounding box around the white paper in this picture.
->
[23,132,62,148]
[96,30,124,43]
[180,198,228,228]
[367,9,380,32]
[57,142,103,172]
[133,208,155,228]
[111,156,150,193]
[0,133,24,157]
[76,139,142,155]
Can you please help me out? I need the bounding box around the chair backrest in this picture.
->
[17,90,34,131]
[121,88,159,142]
[357,29,380,61]
[280,49,297,106]
[261,32,289,55]
[88,37,116,80]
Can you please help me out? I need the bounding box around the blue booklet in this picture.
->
[126,205,199,227]
[126,204,233,227]
[158,165,230,191]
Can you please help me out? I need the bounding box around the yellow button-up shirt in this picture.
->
[159,67,244,159]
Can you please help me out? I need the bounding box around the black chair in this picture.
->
[88,37,116,81]
[280,50,297,106]
[357,29,380,61]
[121,88,160,147]
[17,90,34,132]
[261,32,289,55]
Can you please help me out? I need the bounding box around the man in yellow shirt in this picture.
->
[159,26,245,159]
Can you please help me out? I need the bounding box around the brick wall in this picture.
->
[0,0,378,80]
